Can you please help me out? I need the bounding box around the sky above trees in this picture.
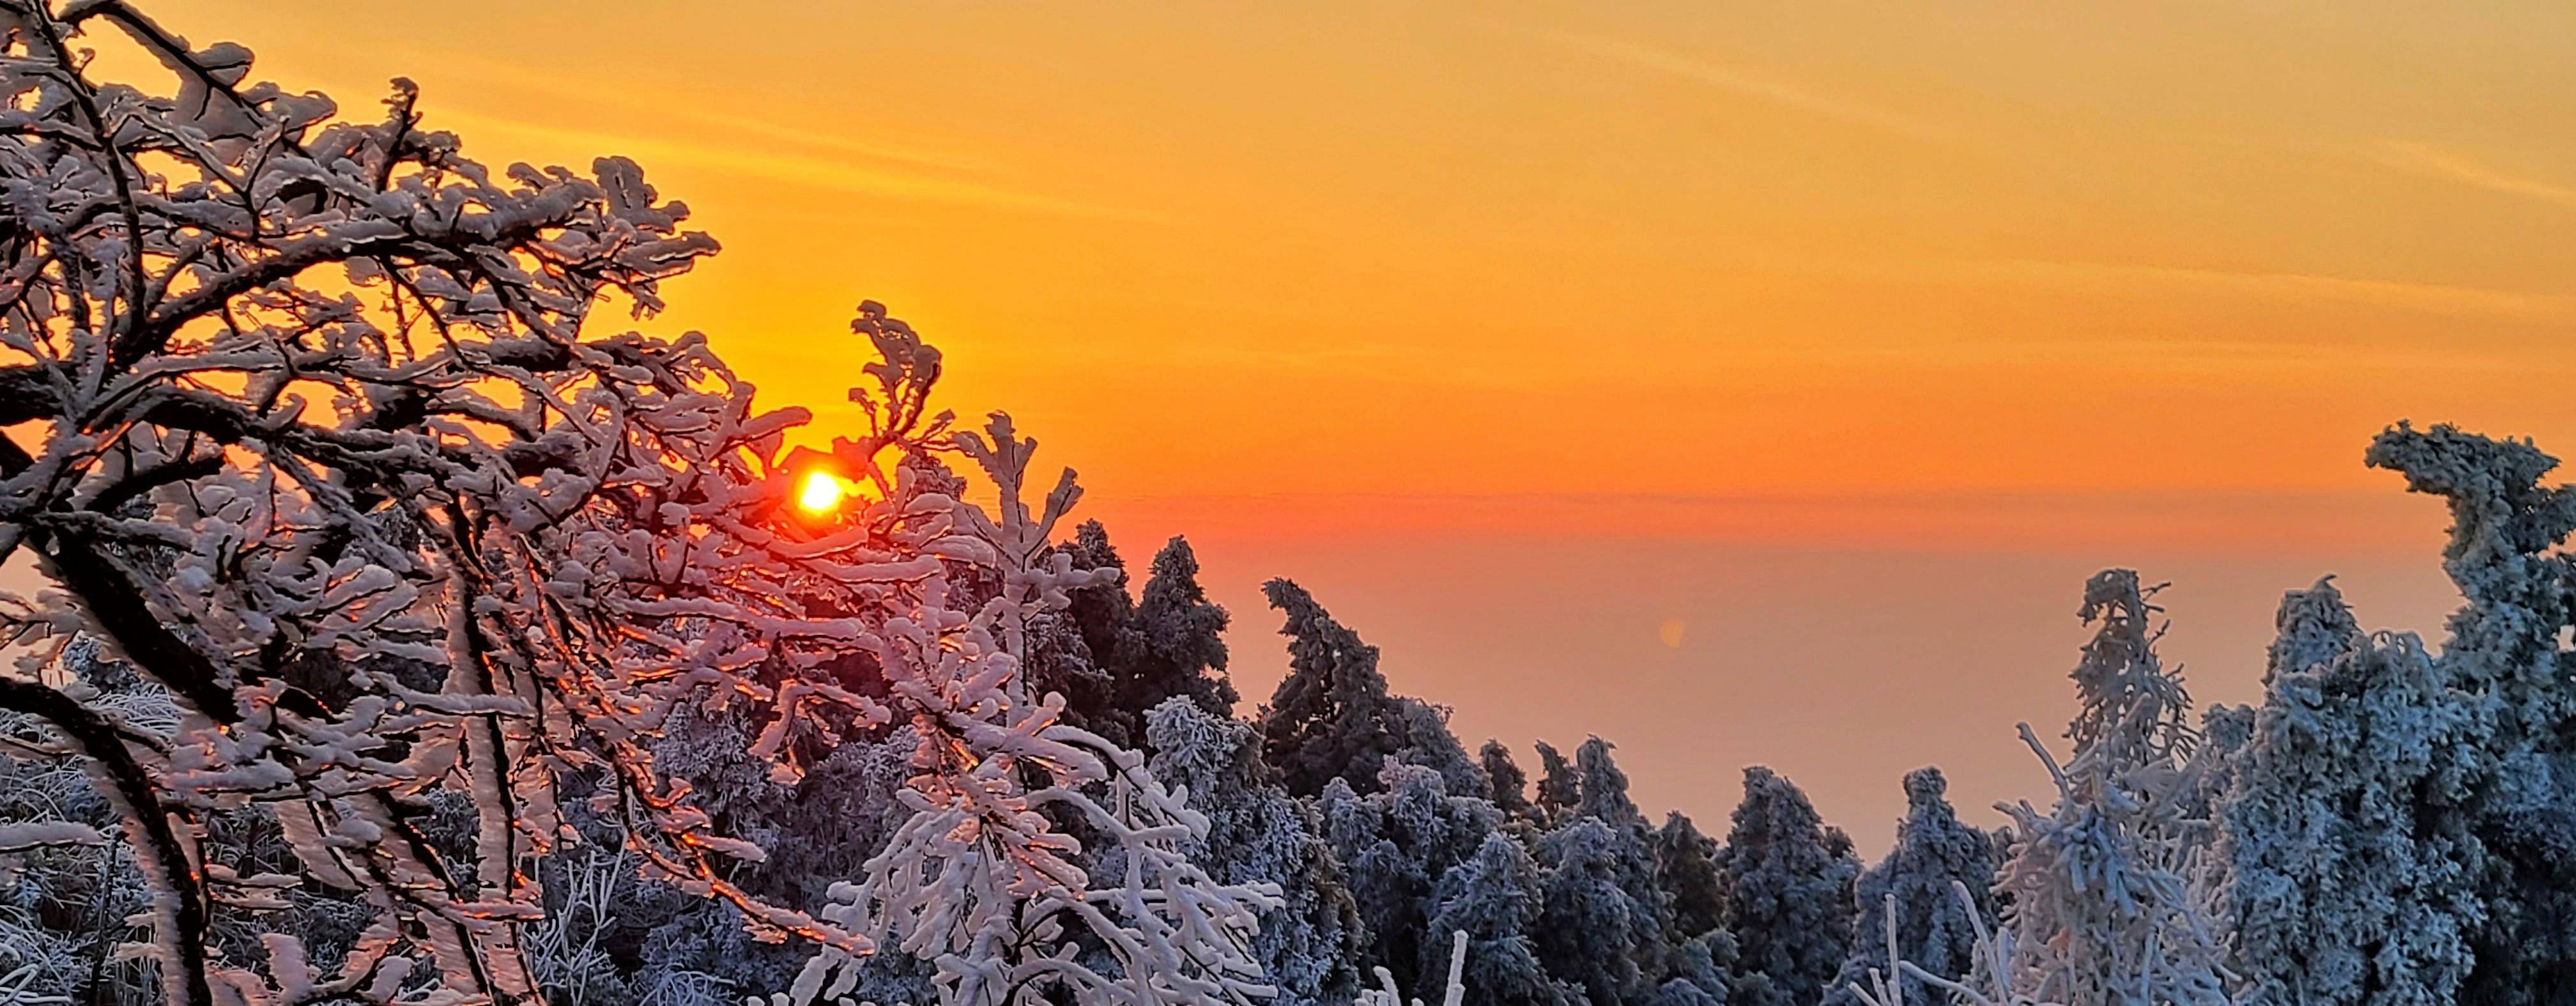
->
[117,0,2574,851]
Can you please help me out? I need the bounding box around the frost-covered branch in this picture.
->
[0,6,1269,1005]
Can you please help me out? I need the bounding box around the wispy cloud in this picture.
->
[2376,140,2576,211]
[1529,29,1952,144]
[402,49,997,180]
[427,107,1149,221]
[283,44,1137,220]
[1965,258,2576,325]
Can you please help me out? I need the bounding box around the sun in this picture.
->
[796,470,846,515]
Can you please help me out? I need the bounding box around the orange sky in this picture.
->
[107,2,2576,849]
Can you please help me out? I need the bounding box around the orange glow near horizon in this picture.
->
[128,3,2576,550]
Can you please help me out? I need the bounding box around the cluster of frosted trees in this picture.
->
[7,5,2576,1006]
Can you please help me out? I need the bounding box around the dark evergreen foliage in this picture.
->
[1822,768,1999,1006]
[1719,768,1860,1006]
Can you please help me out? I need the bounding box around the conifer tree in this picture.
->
[1576,737,1646,828]
[1719,768,1860,1006]
[1318,764,1505,994]
[1533,739,1674,1006]
[1147,699,1367,1006]
[1261,580,1479,796]
[1536,819,1667,1006]
[2219,579,2478,1006]
[1126,536,1242,722]
[1653,813,1728,944]
[1040,525,1238,751]
[1535,741,1581,826]
[1425,833,1578,1006]
[1483,741,1537,820]
[1822,768,1999,1006]
[1991,570,2230,1006]
[2363,424,2576,1005]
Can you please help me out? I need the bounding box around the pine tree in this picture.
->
[1653,812,1728,944]
[1483,741,1537,820]
[1531,738,1674,1006]
[1039,525,1238,751]
[2219,578,2479,1006]
[1147,699,1367,1006]
[1823,768,1999,1006]
[1576,737,1646,828]
[1991,569,2230,1006]
[1125,536,1242,722]
[1425,833,1578,1006]
[1318,764,1506,993]
[2363,424,2576,1005]
[1536,819,1667,1006]
[1261,580,1480,797]
[1719,767,1860,1006]
[1535,741,1581,826]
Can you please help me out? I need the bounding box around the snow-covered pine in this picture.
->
[1533,818,1666,1006]
[1532,743,1578,828]
[1988,571,2230,1006]
[2360,423,2576,1004]
[1650,812,1725,947]
[1423,833,1572,1006]
[1317,764,1503,998]
[1145,697,1366,1006]
[2216,578,2477,1006]
[1476,743,1533,822]
[0,6,1269,1004]
[1257,582,1482,800]
[1822,769,1998,1006]
[1531,737,1672,1006]
[1717,768,1858,1006]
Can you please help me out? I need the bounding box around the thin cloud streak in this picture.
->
[2377,140,2576,210]
[1965,258,2576,325]
[428,107,1151,221]
[401,48,999,179]
[1533,29,1954,144]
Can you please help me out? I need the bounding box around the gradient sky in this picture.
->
[109,1,2576,850]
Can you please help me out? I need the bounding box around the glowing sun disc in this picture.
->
[796,470,845,513]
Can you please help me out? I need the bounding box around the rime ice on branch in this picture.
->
[1986,572,2230,1006]
[0,5,1268,1005]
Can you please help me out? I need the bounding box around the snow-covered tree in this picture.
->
[1534,818,1668,1006]
[1652,812,1726,945]
[1423,833,1574,1006]
[1480,741,1535,821]
[1528,737,1675,1006]
[1989,571,2230,1006]
[1574,738,1644,829]
[1316,764,1502,995]
[2216,578,2478,1006]
[1146,697,1365,1006]
[1259,581,1479,798]
[1534,742,1580,826]
[0,8,1271,1003]
[1823,769,1999,1006]
[1718,768,1859,1006]
[1043,527,1239,753]
[2362,423,2576,1005]
[1127,538,1239,721]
